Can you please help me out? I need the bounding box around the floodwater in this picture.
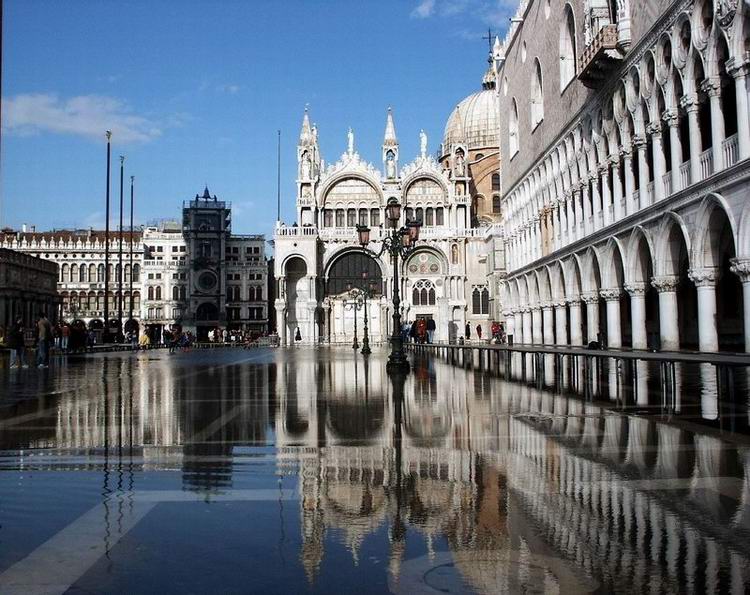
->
[1,346,749,594]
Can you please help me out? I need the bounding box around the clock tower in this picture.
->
[182,187,231,339]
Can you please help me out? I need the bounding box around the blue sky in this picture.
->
[1,0,513,235]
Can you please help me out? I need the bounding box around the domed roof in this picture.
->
[443,88,499,153]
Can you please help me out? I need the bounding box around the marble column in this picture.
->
[566,193,575,241]
[590,174,602,231]
[648,122,666,202]
[680,95,702,184]
[531,306,543,345]
[560,198,568,244]
[688,268,721,352]
[634,136,649,208]
[581,182,592,235]
[513,309,523,344]
[542,303,554,345]
[663,109,682,193]
[554,301,568,345]
[600,289,622,348]
[611,158,623,221]
[730,258,750,352]
[702,78,724,172]
[522,307,533,344]
[503,309,515,340]
[581,291,600,344]
[625,283,648,350]
[622,148,635,216]
[568,298,583,346]
[651,275,680,351]
[729,60,750,161]
[599,166,611,227]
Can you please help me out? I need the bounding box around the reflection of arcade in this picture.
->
[275,351,750,592]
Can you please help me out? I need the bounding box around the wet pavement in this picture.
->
[1,346,750,594]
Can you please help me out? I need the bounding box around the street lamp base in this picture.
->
[386,357,410,373]
[352,340,360,349]
[361,346,371,355]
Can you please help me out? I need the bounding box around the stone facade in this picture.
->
[494,0,750,353]
[273,93,505,346]
[0,248,60,331]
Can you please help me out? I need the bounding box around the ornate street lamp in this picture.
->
[357,198,421,373]
[348,271,378,356]
[344,284,362,350]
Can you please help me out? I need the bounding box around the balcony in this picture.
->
[578,25,624,88]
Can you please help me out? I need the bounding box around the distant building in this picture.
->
[1,188,269,341]
[0,248,60,330]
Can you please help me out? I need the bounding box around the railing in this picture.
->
[274,225,318,237]
[662,172,672,197]
[700,148,714,180]
[723,133,739,168]
[679,161,691,189]
[578,24,620,86]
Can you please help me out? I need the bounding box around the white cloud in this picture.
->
[216,84,241,94]
[411,0,436,18]
[1,93,164,144]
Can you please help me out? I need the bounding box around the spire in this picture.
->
[383,107,397,146]
[299,105,313,145]
[202,186,211,199]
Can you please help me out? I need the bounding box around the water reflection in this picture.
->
[1,348,750,593]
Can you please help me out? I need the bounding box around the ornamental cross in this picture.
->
[482,28,494,53]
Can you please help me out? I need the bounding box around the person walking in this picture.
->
[8,318,27,369]
[426,318,436,344]
[138,332,150,349]
[36,312,52,368]
[476,324,483,342]
[465,322,471,340]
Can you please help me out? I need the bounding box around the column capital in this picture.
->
[619,146,632,159]
[730,258,750,282]
[553,300,567,309]
[651,275,680,292]
[502,309,513,318]
[688,267,721,287]
[662,109,679,127]
[700,77,722,98]
[624,282,647,297]
[530,304,542,312]
[599,288,622,301]
[727,57,750,79]
[646,122,663,136]
[565,296,580,307]
[581,291,599,304]
[632,135,648,150]
[540,302,553,311]
[679,93,699,112]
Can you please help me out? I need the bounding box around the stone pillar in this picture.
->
[566,193,575,241]
[581,291,600,344]
[568,298,583,346]
[625,283,648,350]
[275,302,287,345]
[688,268,720,352]
[702,78,725,172]
[513,309,524,344]
[554,301,568,345]
[599,166,611,227]
[531,306,542,344]
[581,182,591,236]
[590,174,602,231]
[729,60,750,161]
[730,258,750,352]
[601,289,622,348]
[559,198,568,244]
[611,158,623,221]
[681,95,702,184]
[651,275,680,351]
[573,186,583,238]
[663,109,682,193]
[503,309,515,340]
[522,307,532,344]
[542,304,554,345]
[622,148,635,216]
[648,122,665,202]
[634,136,649,207]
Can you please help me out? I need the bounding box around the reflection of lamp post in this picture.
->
[357,198,421,373]
[343,286,362,349]
[348,271,378,355]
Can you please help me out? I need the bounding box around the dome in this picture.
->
[443,88,499,153]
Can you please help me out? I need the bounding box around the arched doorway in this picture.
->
[324,251,384,344]
[285,257,311,345]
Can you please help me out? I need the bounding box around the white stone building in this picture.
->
[273,83,506,345]
[494,0,750,352]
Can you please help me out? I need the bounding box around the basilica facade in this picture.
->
[273,62,505,346]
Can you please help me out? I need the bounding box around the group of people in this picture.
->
[5,312,54,369]
[402,318,437,344]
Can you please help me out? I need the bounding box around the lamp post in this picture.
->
[356,198,421,373]
[343,285,362,350]
[128,176,134,332]
[118,155,125,341]
[350,271,378,356]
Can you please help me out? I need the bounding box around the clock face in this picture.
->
[198,272,217,290]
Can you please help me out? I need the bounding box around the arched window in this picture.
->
[61,263,70,283]
[425,208,434,226]
[155,286,162,301]
[248,286,256,301]
[531,58,544,127]
[560,4,577,91]
[435,207,444,226]
[147,286,154,300]
[71,264,78,282]
[133,292,140,311]
[492,195,502,214]
[491,173,500,192]
[256,287,262,300]
[411,280,436,306]
[509,99,520,157]
[172,286,179,300]
[347,208,356,227]
[79,264,87,282]
[89,264,96,282]
[98,264,105,283]
[472,286,490,314]
[327,252,383,295]
[451,244,459,265]
[179,286,186,301]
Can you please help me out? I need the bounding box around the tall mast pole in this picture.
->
[276,129,281,223]
[104,131,112,342]
[118,155,125,340]
[129,175,134,329]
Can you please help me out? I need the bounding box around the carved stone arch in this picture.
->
[547,261,566,300]
[565,255,584,296]
[686,49,707,95]
[691,192,739,270]
[322,246,387,281]
[526,272,540,304]
[738,199,750,259]
[402,173,449,206]
[654,211,693,277]
[402,246,449,276]
[510,278,521,308]
[536,267,553,302]
[318,173,383,209]
[601,236,628,289]
[625,226,656,285]
[580,246,603,292]
[281,253,311,276]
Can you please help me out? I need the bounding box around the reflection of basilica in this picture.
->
[274,350,750,593]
